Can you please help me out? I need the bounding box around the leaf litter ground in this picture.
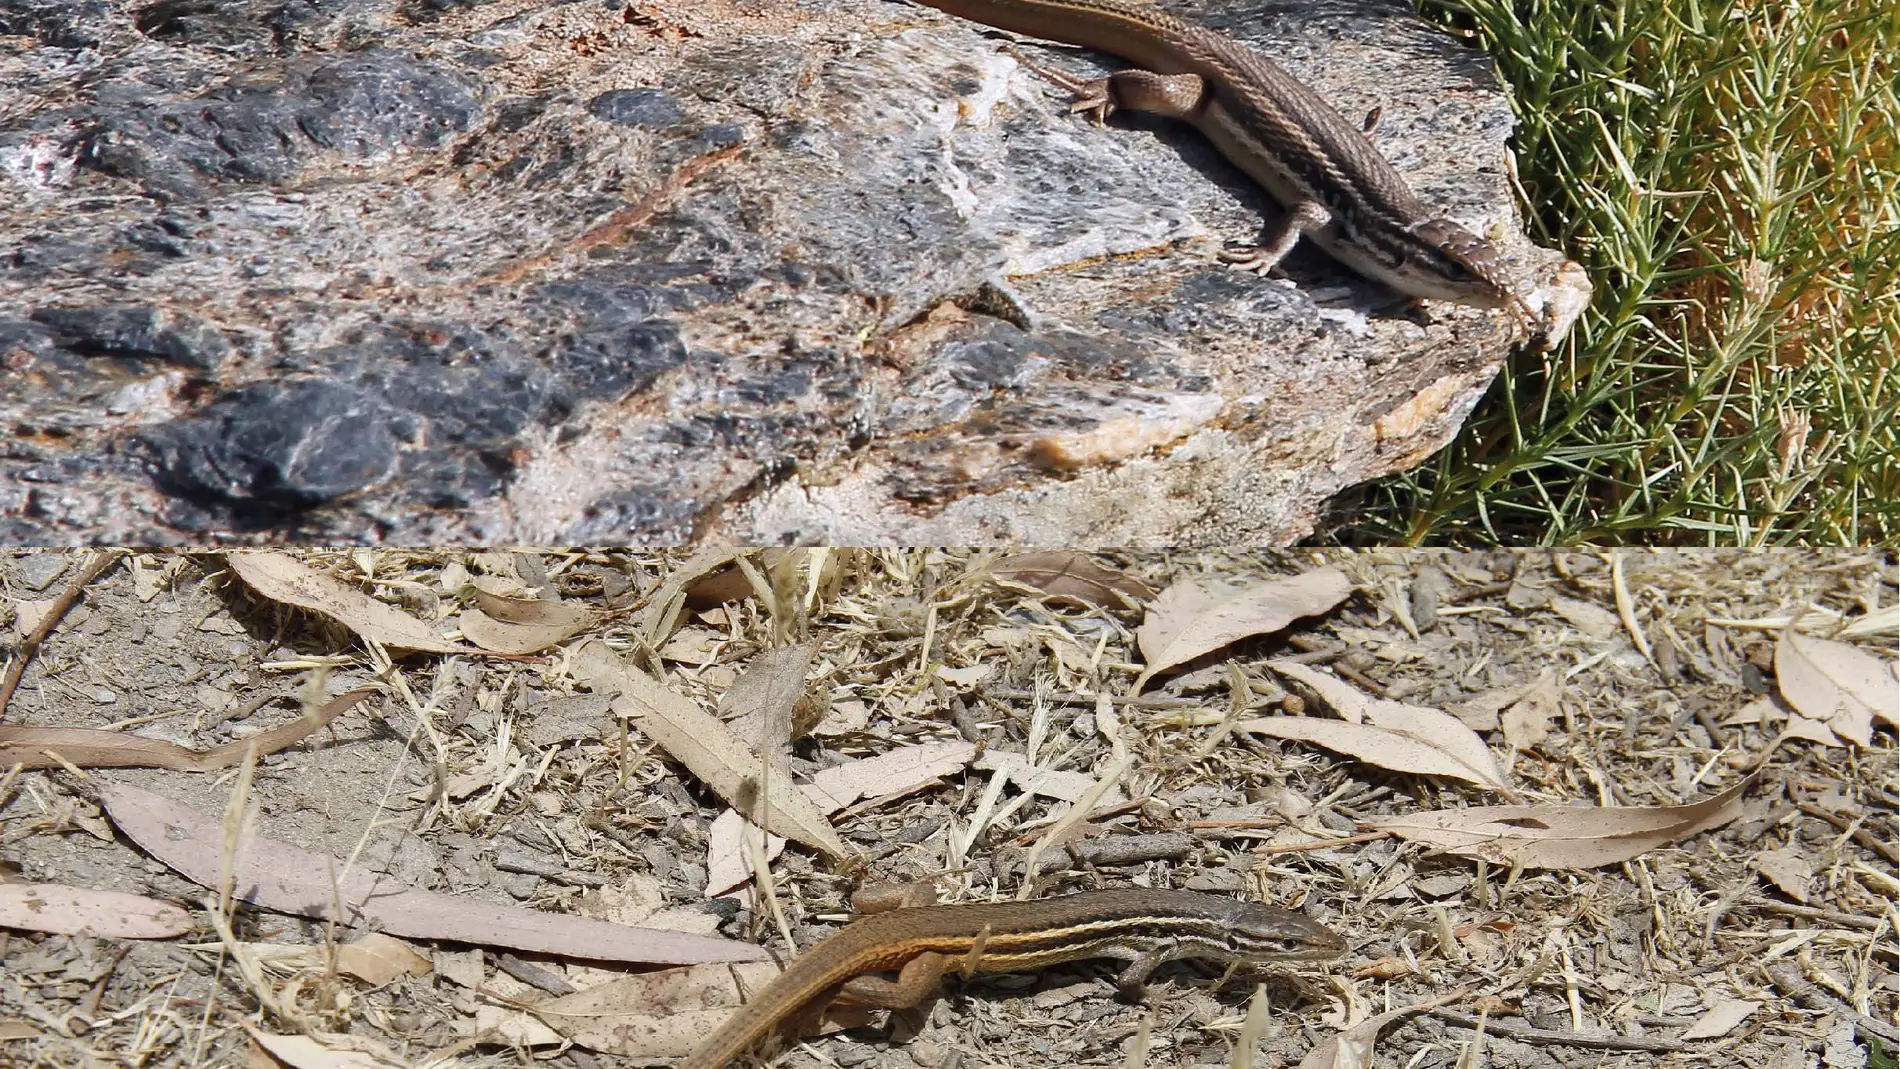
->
[0,548,1892,1069]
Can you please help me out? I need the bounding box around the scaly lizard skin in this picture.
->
[914,0,1536,322]
[680,887,1345,1069]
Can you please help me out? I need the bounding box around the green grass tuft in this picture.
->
[1336,0,1899,545]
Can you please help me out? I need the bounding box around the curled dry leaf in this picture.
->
[0,883,192,939]
[570,640,850,860]
[684,549,782,609]
[1776,714,1842,748]
[100,781,767,966]
[1774,631,1896,747]
[1369,775,1755,870]
[458,588,602,654]
[1133,567,1353,692]
[988,551,1155,610]
[469,587,593,629]
[0,688,374,771]
[226,552,474,654]
[1247,661,1511,793]
[641,548,742,645]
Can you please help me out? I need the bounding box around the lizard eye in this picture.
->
[1413,219,1491,269]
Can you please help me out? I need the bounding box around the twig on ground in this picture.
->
[0,550,126,721]
[1765,961,1900,1048]
[1745,900,1886,932]
[1791,799,1898,865]
[1428,1009,1685,1052]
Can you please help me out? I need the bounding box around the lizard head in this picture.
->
[1224,902,1349,963]
[1405,217,1535,324]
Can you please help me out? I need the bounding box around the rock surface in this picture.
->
[0,0,1582,544]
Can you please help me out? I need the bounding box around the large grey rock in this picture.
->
[0,0,1584,544]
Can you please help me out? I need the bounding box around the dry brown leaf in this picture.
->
[1445,685,1519,732]
[330,933,433,985]
[683,550,786,609]
[806,740,978,812]
[226,553,474,654]
[1752,847,1813,904]
[570,641,849,859]
[989,551,1155,610]
[470,587,595,630]
[1240,717,1512,794]
[0,689,374,771]
[1500,670,1561,753]
[0,883,192,938]
[245,1028,408,1069]
[1547,594,1619,640]
[457,609,581,654]
[972,750,1116,803]
[243,934,433,985]
[476,1003,565,1047]
[1297,990,1468,1069]
[1133,568,1352,692]
[1251,662,1511,793]
[641,548,742,645]
[457,588,601,654]
[530,963,870,1057]
[1368,776,1754,870]
[0,1019,42,1041]
[657,625,726,665]
[1679,999,1758,1040]
[10,598,56,636]
[433,948,484,989]
[1776,712,1843,748]
[100,781,768,965]
[721,644,819,748]
[1298,1008,1406,1069]
[703,809,787,898]
[1775,631,1896,747]
[706,740,978,895]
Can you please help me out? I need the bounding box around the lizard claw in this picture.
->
[1218,242,1274,273]
[1067,91,1116,125]
[997,43,1116,123]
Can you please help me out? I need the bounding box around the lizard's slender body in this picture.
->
[679,888,1345,1069]
[913,0,1531,317]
